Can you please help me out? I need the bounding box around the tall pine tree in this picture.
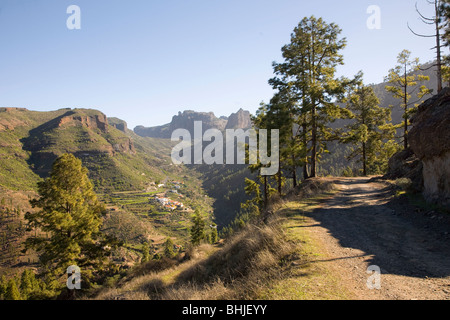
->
[24,153,116,286]
[190,210,206,246]
[385,49,431,150]
[270,16,358,177]
[342,84,397,175]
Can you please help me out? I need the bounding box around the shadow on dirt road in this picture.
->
[307,177,450,279]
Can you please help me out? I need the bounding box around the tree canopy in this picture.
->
[25,153,116,286]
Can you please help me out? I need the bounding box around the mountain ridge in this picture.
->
[134,108,252,138]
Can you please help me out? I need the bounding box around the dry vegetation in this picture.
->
[90,178,338,300]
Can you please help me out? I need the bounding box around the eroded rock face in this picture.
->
[112,138,136,155]
[134,109,252,138]
[385,148,423,192]
[108,117,128,133]
[409,87,450,207]
[421,152,450,205]
[170,110,227,134]
[225,108,252,130]
[59,113,109,133]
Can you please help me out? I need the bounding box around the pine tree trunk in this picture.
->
[264,175,268,208]
[277,171,282,194]
[404,67,408,150]
[292,158,297,188]
[311,104,317,178]
[404,105,408,150]
[362,141,367,176]
[302,123,309,180]
[435,0,443,93]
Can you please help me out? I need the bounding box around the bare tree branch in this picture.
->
[407,22,436,37]
[416,2,436,21]
[418,63,436,71]
[420,17,436,25]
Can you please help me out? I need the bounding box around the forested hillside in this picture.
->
[1,0,450,303]
[0,107,215,286]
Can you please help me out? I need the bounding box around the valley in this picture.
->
[1,1,449,303]
[0,107,215,277]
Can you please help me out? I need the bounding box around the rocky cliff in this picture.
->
[58,110,109,133]
[225,108,252,130]
[409,87,450,207]
[170,110,228,134]
[134,109,252,138]
[108,117,128,133]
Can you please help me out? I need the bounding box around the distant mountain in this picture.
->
[0,107,216,198]
[133,108,255,227]
[0,107,217,271]
[225,108,252,130]
[0,107,150,191]
[134,108,252,138]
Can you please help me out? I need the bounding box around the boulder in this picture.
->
[385,148,423,192]
[409,87,450,207]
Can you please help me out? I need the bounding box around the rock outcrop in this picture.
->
[134,109,252,138]
[225,108,252,130]
[0,108,30,131]
[384,148,423,192]
[58,111,109,133]
[170,110,228,134]
[108,117,128,133]
[409,87,450,207]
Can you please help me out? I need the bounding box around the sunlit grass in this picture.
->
[258,186,354,300]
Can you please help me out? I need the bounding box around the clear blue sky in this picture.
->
[0,0,441,128]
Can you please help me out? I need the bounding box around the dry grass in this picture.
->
[91,177,338,301]
[92,223,299,300]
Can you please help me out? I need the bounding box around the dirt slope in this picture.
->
[301,177,450,300]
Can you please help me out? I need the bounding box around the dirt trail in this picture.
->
[303,177,450,300]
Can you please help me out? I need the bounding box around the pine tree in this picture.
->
[190,210,206,246]
[210,224,218,244]
[441,0,450,46]
[264,92,297,192]
[342,84,397,175]
[241,177,263,216]
[247,103,281,209]
[20,270,34,300]
[163,238,175,258]
[141,242,150,263]
[0,275,7,299]
[270,16,359,177]
[385,50,432,150]
[24,153,115,284]
[4,278,21,300]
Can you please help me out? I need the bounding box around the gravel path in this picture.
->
[304,177,450,300]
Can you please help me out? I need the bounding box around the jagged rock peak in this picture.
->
[133,108,252,138]
[225,108,252,130]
